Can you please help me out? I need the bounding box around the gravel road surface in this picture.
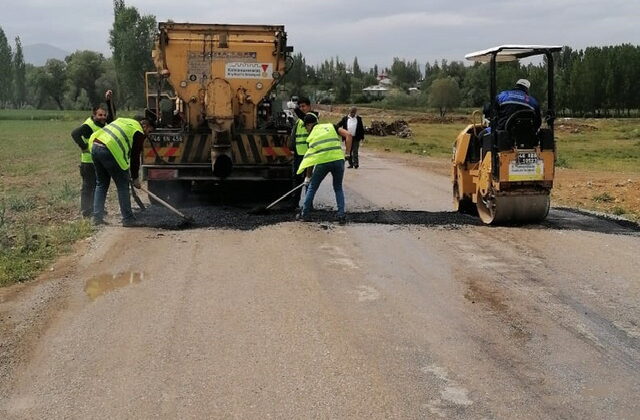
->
[1,151,639,418]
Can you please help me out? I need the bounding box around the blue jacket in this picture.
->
[495,88,540,130]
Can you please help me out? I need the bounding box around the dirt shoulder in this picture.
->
[0,237,93,400]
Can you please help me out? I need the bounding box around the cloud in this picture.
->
[0,0,638,68]
[332,12,490,30]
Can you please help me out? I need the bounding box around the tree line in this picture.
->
[286,45,640,117]
[0,1,154,111]
[1,4,638,118]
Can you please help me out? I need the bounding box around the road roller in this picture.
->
[452,45,562,224]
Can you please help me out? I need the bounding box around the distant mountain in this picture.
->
[23,43,70,66]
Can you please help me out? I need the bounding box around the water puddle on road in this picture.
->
[85,272,145,301]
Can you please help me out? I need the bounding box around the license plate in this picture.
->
[149,133,183,143]
[517,152,538,165]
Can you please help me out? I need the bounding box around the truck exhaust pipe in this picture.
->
[213,153,233,178]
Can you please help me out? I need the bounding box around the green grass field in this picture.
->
[553,119,640,173]
[1,110,94,286]
[364,122,457,159]
[364,114,640,173]
[0,109,88,121]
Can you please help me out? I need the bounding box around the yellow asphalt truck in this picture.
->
[142,22,294,202]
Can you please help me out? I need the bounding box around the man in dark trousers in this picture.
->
[70,90,115,218]
[297,114,352,224]
[337,106,364,168]
[89,116,154,227]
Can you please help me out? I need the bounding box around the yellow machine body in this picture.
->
[142,22,294,195]
[152,23,288,132]
[452,123,555,224]
[453,45,563,224]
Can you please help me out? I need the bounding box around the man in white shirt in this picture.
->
[337,107,365,168]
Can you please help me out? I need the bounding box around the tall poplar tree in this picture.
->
[109,0,156,107]
[0,26,13,107]
[13,36,26,108]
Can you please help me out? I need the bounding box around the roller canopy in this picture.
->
[465,45,563,63]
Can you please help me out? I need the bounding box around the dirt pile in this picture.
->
[365,120,412,138]
[556,120,598,134]
[407,115,469,124]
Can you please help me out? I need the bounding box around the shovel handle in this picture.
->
[130,181,146,210]
[138,185,191,221]
[266,183,305,210]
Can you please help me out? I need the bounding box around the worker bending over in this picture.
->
[89,116,154,227]
[70,90,115,218]
[296,114,352,224]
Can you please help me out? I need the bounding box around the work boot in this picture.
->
[296,212,311,222]
[121,216,139,227]
[338,215,347,225]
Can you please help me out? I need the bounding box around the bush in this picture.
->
[592,192,614,203]
[351,94,371,104]
[429,77,461,117]
[611,206,626,215]
[379,92,427,109]
[6,195,36,212]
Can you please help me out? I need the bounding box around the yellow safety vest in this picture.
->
[297,123,344,174]
[89,118,143,170]
[294,119,309,155]
[80,117,102,163]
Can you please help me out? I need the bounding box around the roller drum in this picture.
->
[477,193,550,225]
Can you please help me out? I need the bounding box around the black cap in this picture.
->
[135,110,156,127]
[303,113,319,125]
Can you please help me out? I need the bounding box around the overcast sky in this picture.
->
[2,0,638,68]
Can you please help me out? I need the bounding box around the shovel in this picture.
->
[248,183,305,215]
[130,181,146,210]
[138,185,195,224]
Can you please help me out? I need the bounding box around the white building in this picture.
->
[362,85,390,98]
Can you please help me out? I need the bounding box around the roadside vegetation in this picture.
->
[0,110,95,286]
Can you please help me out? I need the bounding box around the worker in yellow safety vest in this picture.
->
[70,90,115,218]
[288,96,318,208]
[89,116,154,227]
[296,114,352,224]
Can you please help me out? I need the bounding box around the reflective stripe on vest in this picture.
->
[296,123,344,174]
[294,119,309,155]
[89,118,143,170]
[81,117,101,163]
